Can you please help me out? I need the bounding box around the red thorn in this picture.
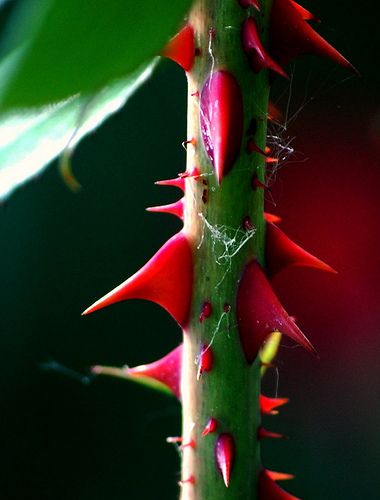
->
[166,436,183,444]
[181,166,201,180]
[264,212,282,224]
[290,0,320,22]
[266,157,278,164]
[259,469,300,499]
[251,174,268,191]
[191,91,199,97]
[239,0,261,11]
[260,394,289,415]
[189,166,201,179]
[198,344,213,378]
[237,260,316,362]
[199,301,213,322]
[202,417,218,436]
[270,0,356,73]
[178,167,201,180]
[254,179,267,190]
[161,24,195,72]
[179,475,195,486]
[82,232,193,327]
[155,177,185,192]
[247,138,267,156]
[146,198,184,220]
[180,439,196,450]
[266,470,295,481]
[215,433,235,488]
[128,344,183,399]
[242,18,288,78]
[258,427,287,440]
[268,101,283,122]
[266,222,337,277]
[200,70,244,184]
[182,137,196,148]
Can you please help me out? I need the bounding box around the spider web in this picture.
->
[198,213,255,287]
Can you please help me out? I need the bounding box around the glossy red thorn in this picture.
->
[236,260,317,363]
[266,156,279,164]
[270,0,356,73]
[266,222,337,277]
[264,212,282,224]
[199,301,213,322]
[128,344,182,399]
[155,177,185,192]
[242,17,288,78]
[146,198,184,220]
[82,232,193,327]
[202,418,218,436]
[260,395,289,415]
[239,0,261,11]
[266,470,295,481]
[200,70,244,184]
[258,427,287,440]
[290,0,319,22]
[197,344,213,378]
[259,469,300,499]
[251,174,268,191]
[247,138,267,156]
[161,24,195,72]
[215,433,235,488]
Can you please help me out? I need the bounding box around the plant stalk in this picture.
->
[181,1,271,498]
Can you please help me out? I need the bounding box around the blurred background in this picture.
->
[0,0,379,498]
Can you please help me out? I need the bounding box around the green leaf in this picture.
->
[0,61,156,200]
[0,0,192,109]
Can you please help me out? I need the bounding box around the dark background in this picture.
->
[1,1,379,498]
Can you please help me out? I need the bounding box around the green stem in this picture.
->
[181,1,270,498]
